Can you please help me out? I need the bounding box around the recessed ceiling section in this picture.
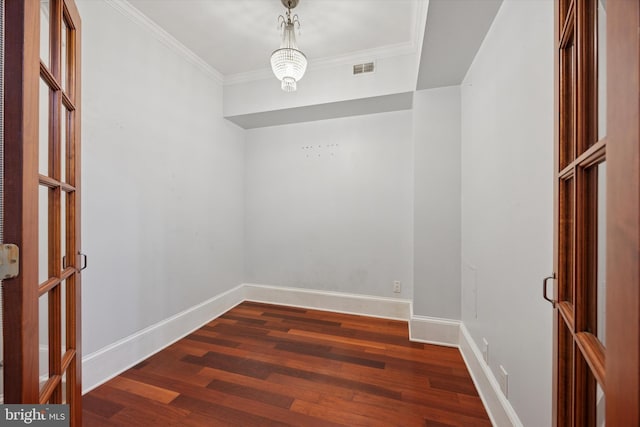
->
[127,0,422,77]
[416,0,503,90]
[118,0,504,128]
[226,92,414,129]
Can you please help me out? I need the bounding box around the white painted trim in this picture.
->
[459,323,523,427]
[105,0,224,84]
[408,315,460,347]
[243,283,411,321]
[103,0,426,87]
[82,284,245,394]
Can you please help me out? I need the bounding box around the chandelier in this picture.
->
[270,0,307,92]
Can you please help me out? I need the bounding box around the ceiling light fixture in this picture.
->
[271,0,307,92]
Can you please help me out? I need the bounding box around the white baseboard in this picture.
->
[82,284,245,394]
[459,324,523,427]
[408,315,460,347]
[243,283,411,320]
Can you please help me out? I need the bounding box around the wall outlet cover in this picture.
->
[393,281,401,293]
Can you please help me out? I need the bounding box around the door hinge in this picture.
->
[0,244,20,280]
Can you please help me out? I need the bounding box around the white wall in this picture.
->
[460,1,554,426]
[78,0,245,356]
[244,111,413,299]
[413,86,461,320]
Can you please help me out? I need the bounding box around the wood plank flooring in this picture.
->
[83,302,491,426]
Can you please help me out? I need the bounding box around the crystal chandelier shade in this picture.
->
[270,1,307,92]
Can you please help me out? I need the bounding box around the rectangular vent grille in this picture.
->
[353,62,375,75]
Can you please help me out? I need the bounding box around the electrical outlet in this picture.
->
[482,338,489,363]
[393,281,401,293]
[499,365,509,398]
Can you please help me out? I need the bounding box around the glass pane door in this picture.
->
[555,0,607,425]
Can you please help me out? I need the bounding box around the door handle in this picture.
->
[543,274,556,307]
[62,254,87,271]
[79,252,88,271]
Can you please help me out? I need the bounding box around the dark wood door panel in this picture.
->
[2,0,82,424]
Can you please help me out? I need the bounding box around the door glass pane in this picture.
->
[560,35,575,170]
[61,21,68,93]
[39,79,50,176]
[560,177,574,304]
[40,0,50,67]
[39,293,49,385]
[597,0,607,140]
[61,108,67,183]
[67,111,74,184]
[596,382,605,426]
[61,191,67,270]
[62,369,68,404]
[596,162,606,344]
[39,185,50,284]
[61,280,67,357]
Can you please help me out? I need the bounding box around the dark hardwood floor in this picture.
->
[83,302,491,426]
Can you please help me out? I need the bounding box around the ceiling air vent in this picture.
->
[353,62,375,75]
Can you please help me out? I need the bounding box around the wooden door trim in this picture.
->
[552,0,562,424]
[66,1,83,421]
[2,0,41,404]
[606,0,640,424]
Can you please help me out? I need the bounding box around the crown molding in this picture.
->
[224,40,417,86]
[225,0,429,86]
[105,0,224,84]
[103,0,429,88]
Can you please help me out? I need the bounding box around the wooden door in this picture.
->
[604,0,640,424]
[553,0,639,425]
[2,0,82,425]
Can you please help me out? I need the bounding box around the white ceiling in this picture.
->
[127,0,422,77]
